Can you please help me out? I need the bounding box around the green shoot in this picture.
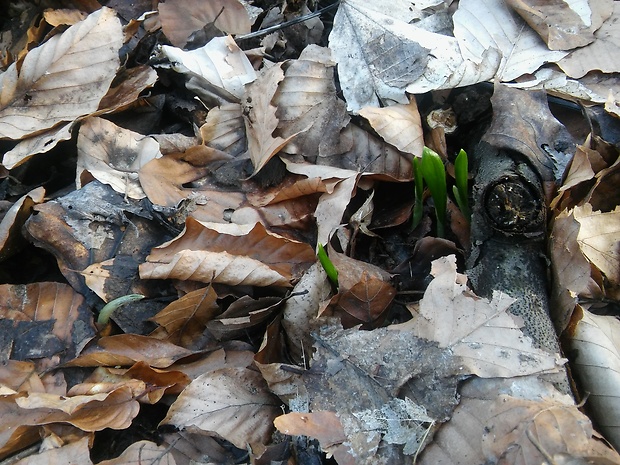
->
[420,147,447,238]
[97,294,145,325]
[452,149,471,221]
[317,243,338,287]
[412,156,424,230]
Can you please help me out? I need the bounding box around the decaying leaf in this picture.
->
[140,218,316,287]
[0,8,123,140]
[162,367,282,449]
[0,186,45,261]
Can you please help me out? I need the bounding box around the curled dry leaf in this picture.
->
[77,117,161,199]
[573,203,620,287]
[158,0,251,48]
[159,36,256,102]
[0,7,123,140]
[243,63,300,175]
[96,440,176,465]
[199,103,247,156]
[149,286,220,349]
[567,307,620,451]
[358,97,424,156]
[140,218,316,287]
[0,186,45,261]
[274,45,350,160]
[162,367,282,449]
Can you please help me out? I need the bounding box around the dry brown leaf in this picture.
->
[358,97,424,156]
[273,45,350,160]
[567,307,620,451]
[402,255,563,377]
[0,8,122,140]
[0,186,45,261]
[573,203,620,287]
[138,151,246,224]
[324,250,396,328]
[77,117,161,199]
[66,334,195,369]
[0,386,140,433]
[206,295,283,341]
[162,367,282,449]
[558,1,620,78]
[149,286,220,349]
[96,64,159,114]
[0,361,45,394]
[335,123,413,181]
[274,411,354,465]
[507,0,613,50]
[243,63,300,176]
[482,394,620,464]
[139,218,315,287]
[158,0,251,48]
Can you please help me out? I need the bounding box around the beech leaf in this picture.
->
[162,367,281,449]
[0,7,122,140]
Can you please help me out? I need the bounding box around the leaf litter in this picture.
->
[0,0,618,464]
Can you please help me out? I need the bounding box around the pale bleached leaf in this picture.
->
[403,256,563,377]
[77,117,161,199]
[159,36,256,102]
[558,1,620,78]
[0,8,122,140]
[358,97,423,156]
[199,103,246,156]
[567,307,620,450]
[162,367,281,449]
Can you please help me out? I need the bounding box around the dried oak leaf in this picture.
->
[139,218,316,287]
[0,7,123,140]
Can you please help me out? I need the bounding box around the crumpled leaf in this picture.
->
[0,186,45,261]
[158,36,256,103]
[199,103,247,156]
[273,45,350,160]
[0,7,122,139]
[358,97,424,156]
[162,367,281,449]
[96,440,177,465]
[243,63,300,175]
[158,0,252,48]
[567,306,620,451]
[140,218,316,287]
[573,203,620,287]
[77,117,161,199]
